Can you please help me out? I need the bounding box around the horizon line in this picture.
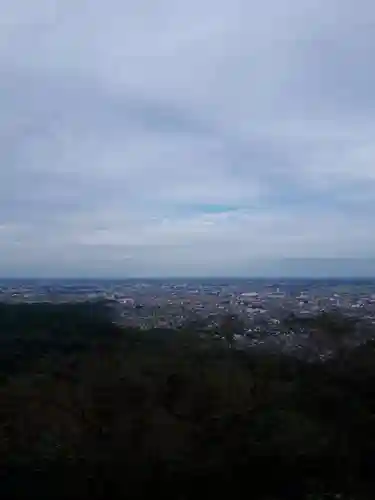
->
[1,276,375,281]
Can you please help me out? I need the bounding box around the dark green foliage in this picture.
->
[0,302,119,376]
[0,303,375,498]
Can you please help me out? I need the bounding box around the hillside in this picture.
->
[0,303,375,499]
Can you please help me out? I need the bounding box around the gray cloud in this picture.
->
[1,0,375,276]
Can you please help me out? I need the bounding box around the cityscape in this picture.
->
[2,277,375,358]
[3,0,375,495]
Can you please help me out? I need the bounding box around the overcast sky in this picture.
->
[1,0,375,277]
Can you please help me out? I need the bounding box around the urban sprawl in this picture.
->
[2,278,375,357]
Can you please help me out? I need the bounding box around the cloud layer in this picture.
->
[1,0,375,277]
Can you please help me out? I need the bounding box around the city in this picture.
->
[2,278,375,358]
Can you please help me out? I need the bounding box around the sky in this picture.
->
[1,0,375,278]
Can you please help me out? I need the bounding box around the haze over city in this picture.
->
[1,0,375,277]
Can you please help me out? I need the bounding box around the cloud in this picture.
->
[1,0,375,276]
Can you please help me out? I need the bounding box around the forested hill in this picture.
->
[1,302,375,499]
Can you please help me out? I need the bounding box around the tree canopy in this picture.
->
[0,303,374,499]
